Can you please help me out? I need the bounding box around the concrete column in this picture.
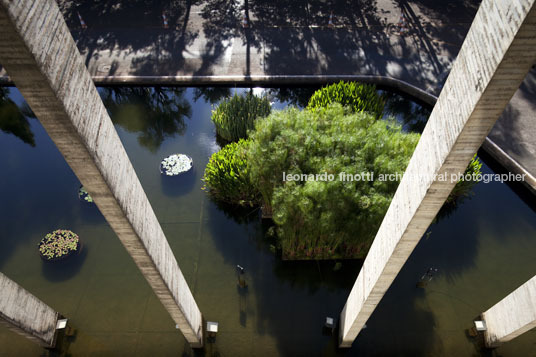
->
[482,275,536,348]
[339,0,536,348]
[0,0,203,347]
[0,272,60,347]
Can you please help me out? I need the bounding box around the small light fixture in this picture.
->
[207,321,219,338]
[474,320,487,331]
[56,319,68,330]
[325,317,335,329]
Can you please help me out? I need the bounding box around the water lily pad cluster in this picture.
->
[78,186,93,203]
[39,229,80,261]
[160,154,193,176]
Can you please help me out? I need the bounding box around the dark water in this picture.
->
[1,87,535,356]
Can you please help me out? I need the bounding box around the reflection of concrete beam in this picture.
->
[482,275,536,348]
[0,0,203,347]
[339,0,536,348]
[0,272,59,348]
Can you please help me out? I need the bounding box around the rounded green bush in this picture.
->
[211,93,271,142]
[307,81,385,119]
[202,139,260,206]
[247,104,420,259]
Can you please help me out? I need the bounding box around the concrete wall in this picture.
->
[482,275,536,348]
[0,272,59,347]
[339,0,536,348]
[0,0,203,347]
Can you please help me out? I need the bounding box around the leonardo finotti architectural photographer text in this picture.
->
[282,171,527,184]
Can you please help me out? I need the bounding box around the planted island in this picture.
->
[203,83,481,260]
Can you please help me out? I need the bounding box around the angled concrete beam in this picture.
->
[482,275,536,348]
[0,0,203,347]
[0,272,60,347]
[339,0,536,348]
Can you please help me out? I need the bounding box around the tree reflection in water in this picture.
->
[193,86,231,104]
[0,88,36,147]
[99,87,192,153]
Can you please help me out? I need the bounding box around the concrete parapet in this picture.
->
[0,272,59,347]
[482,275,536,348]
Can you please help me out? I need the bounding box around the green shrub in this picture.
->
[211,92,271,142]
[247,104,420,259]
[202,139,260,206]
[448,154,482,203]
[307,81,385,119]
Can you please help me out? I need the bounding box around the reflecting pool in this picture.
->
[0,87,535,356]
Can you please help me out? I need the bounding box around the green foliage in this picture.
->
[38,229,80,261]
[247,104,420,259]
[211,92,271,142]
[307,81,385,119]
[448,154,482,203]
[203,139,260,206]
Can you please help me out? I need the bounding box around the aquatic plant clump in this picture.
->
[39,229,80,261]
[203,139,260,206]
[307,81,385,119]
[78,186,93,203]
[160,154,193,176]
[247,104,420,259]
[211,92,271,142]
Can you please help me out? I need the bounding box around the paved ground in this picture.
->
[485,67,536,195]
[1,0,480,94]
[0,0,534,192]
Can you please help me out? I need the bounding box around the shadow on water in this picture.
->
[208,199,260,225]
[160,168,198,197]
[99,87,192,153]
[41,244,88,282]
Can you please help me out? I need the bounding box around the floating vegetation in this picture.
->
[39,229,80,261]
[78,186,93,203]
[160,154,193,176]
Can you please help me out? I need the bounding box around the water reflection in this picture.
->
[382,89,431,133]
[268,86,320,108]
[0,87,36,146]
[193,87,232,104]
[99,87,192,153]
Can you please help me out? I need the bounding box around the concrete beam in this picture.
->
[0,0,203,347]
[482,275,536,348]
[0,272,59,347]
[339,0,536,348]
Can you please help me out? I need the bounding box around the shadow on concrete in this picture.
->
[58,0,200,76]
[489,67,536,160]
[99,87,192,153]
